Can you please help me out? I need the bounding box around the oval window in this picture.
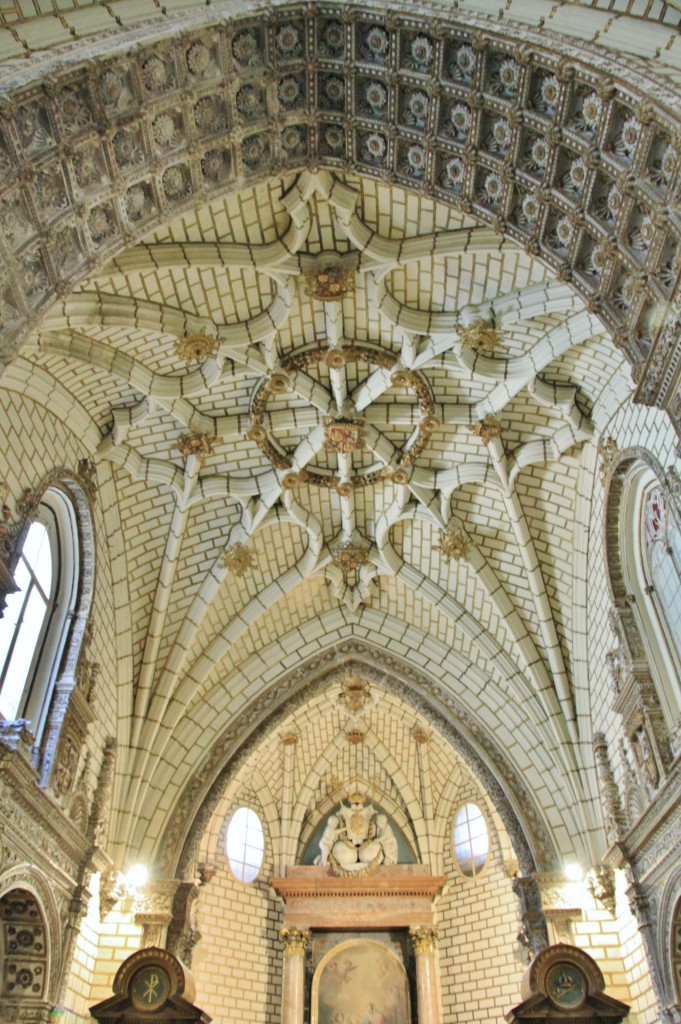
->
[453,802,489,878]
[225,807,264,882]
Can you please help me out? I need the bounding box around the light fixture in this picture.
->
[564,861,584,882]
[124,863,148,890]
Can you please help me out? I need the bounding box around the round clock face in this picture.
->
[130,965,171,1011]
[546,962,587,1009]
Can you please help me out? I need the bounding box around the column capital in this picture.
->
[409,926,438,954]
[280,927,310,956]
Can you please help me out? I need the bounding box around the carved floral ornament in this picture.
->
[221,542,256,576]
[0,8,680,421]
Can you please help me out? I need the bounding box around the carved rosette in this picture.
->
[469,414,502,443]
[436,527,470,562]
[177,433,216,462]
[409,926,438,954]
[280,927,310,956]
[459,321,504,352]
[175,332,220,363]
[221,542,256,576]
[304,265,355,302]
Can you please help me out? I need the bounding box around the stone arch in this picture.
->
[603,446,670,615]
[0,3,681,419]
[0,466,98,790]
[601,446,679,828]
[656,869,681,1011]
[0,465,96,662]
[161,643,558,881]
[287,725,429,867]
[0,865,61,1009]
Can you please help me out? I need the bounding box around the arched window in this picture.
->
[616,464,681,726]
[0,489,80,740]
[225,807,264,882]
[643,485,681,657]
[452,802,489,878]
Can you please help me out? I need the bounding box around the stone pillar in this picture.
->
[512,875,549,958]
[409,927,440,1024]
[279,732,298,873]
[626,880,673,1020]
[280,928,310,1024]
[133,880,179,948]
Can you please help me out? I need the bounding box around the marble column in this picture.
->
[409,926,440,1024]
[280,927,310,1024]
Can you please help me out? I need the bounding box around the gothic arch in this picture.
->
[160,644,557,881]
[1,2,681,418]
[603,447,671,613]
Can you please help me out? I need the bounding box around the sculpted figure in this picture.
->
[317,793,399,875]
[317,814,342,866]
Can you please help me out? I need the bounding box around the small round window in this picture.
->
[453,802,489,878]
[225,807,264,883]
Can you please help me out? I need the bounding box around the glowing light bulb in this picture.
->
[125,864,148,889]
[564,862,584,882]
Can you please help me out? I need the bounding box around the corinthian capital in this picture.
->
[409,926,438,954]
[280,927,310,956]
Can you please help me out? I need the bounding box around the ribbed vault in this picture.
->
[2,0,679,877]
[0,0,681,407]
[165,648,547,880]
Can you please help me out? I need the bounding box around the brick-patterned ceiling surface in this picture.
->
[13,166,629,866]
[2,0,679,868]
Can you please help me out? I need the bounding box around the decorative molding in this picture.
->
[279,927,310,957]
[408,926,438,954]
[162,644,556,879]
[512,875,549,958]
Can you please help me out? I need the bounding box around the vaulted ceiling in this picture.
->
[2,0,680,874]
[7,168,630,867]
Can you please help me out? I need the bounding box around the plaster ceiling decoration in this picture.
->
[11,164,630,864]
[0,4,680,415]
[5,0,681,867]
[195,679,516,877]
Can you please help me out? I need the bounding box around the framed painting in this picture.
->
[311,938,411,1024]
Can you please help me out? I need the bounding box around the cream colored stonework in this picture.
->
[0,3,680,1024]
